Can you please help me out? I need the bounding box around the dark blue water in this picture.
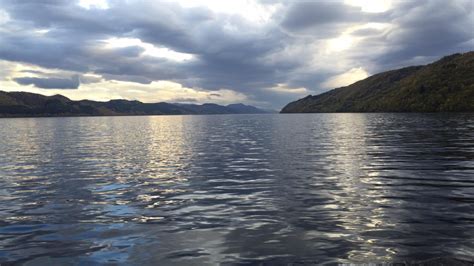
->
[0,113,473,265]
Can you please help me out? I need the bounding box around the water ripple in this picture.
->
[0,114,473,264]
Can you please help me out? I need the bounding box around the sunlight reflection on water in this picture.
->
[0,113,473,264]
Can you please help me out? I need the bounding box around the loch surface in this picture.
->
[0,113,473,265]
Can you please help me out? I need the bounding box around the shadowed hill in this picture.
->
[0,91,269,117]
[281,51,474,113]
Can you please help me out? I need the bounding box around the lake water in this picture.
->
[0,113,473,265]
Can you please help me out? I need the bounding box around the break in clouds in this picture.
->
[0,0,472,108]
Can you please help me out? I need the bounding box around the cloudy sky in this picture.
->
[0,0,472,108]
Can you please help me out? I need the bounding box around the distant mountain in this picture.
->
[226,103,268,114]
[281,51,474,113]
[0,91,269,117]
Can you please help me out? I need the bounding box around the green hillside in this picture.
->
[281,52,474,113]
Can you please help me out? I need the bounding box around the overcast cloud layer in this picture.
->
[0,0,472,108]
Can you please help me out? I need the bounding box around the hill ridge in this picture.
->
[0,91,269,117]
[281,51,474,113]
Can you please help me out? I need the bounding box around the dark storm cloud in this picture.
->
[379,0,473,69]
[0,29,92,72]
[14,75,80,89]
[0,0,472,108]
[279,1,388,39]
[282,1,363,29]
[350,0,474,72]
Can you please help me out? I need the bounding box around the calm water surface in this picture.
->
[0,113,473,265]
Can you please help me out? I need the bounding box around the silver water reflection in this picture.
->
[0,114,473,264]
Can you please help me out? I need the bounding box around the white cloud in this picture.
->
[264,84,309,95]
[321,67,369,89]
[327,34,354,53]
[102,38,194,62]
[0,9,9,25]
[78,0,109,10]
[345,0,392,13]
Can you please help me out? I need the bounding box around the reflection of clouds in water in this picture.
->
[361,114,474,261]
[0,114,473,264]
[216,114,357,264]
